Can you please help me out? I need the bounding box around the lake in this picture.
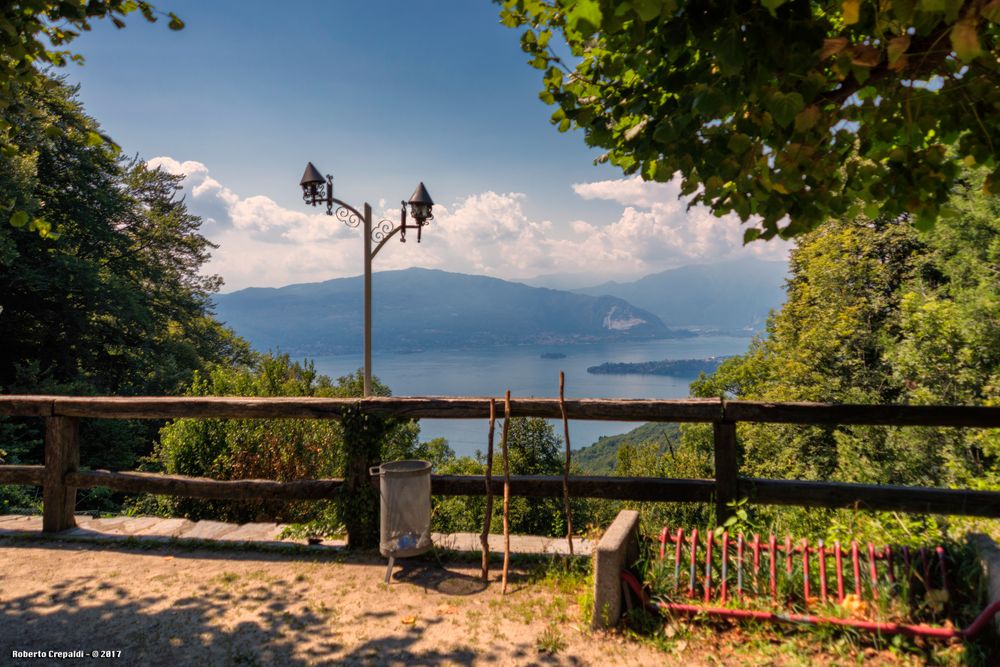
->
[311,336,751,458]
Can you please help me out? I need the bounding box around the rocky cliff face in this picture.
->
[602,305,647,331]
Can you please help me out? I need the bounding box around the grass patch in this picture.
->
[212,571,240,586]
[536,621,566,654]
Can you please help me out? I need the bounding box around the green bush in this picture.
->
[134,354,419,527]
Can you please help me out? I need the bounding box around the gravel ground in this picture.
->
[0,538,662,666]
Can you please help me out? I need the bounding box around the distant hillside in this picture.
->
[214,268,680,355]
[574,422,680,475]
[575,258,788,332]
[518,271,639,290]
[587,357,730,376]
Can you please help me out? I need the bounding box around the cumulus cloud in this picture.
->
[570,175,790,266]
[147,156,343,240]
[147,157,790,291]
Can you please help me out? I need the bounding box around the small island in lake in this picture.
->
[587,356,731,376]
[540,352,567,359]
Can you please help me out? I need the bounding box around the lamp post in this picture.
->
[300,162,434,397]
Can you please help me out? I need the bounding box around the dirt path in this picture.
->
[0,538,660,666]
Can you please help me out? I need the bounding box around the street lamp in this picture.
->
[299,162,434,397]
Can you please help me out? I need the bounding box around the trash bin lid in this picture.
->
[374,460,431,477]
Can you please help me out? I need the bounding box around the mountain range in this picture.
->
[573,258,788,332]
[213,268,675,355]
[213,259,788,355]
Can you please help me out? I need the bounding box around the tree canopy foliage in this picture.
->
[613,168,999,540]
[0,76,248,513]
[2,1,181,234]
[0,77,246,400]
[501,0,1000,240]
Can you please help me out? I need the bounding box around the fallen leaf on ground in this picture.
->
[401,615,417,625]
[840,593,868,618]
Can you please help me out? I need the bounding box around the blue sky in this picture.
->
[64,0,788,291]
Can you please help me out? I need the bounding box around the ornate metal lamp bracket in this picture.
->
[311,172,428,259]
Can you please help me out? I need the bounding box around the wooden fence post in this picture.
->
[713,420,739,523]
[43,416,79,532]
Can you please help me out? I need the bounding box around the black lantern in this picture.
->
[408,182,434,226]
[300,162,327,206]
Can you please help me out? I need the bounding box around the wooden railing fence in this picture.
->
[1,396,999,544]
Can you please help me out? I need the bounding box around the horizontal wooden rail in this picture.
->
[0,464,45,486]
[724,401,1000,427]
[3,395,999,427]
[12,470,714,504]
[7,466,999,518]
[67,470,345,501]
[0,395,723,422]
[0,397,53,417]
[741,478,1000,517]
[432,475,716,502]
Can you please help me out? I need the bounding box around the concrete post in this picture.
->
[592,509,640,629]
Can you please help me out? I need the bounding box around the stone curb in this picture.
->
[591,509,640,630]
[970,532,1000,634]
[0,514,592,556]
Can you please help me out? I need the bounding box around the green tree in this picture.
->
[0,76,249,511]
[2,1,183,234]
[607,426,714,535]
[500,0,1000,240]
[147,357,421,532]
[594,169,998,541]
[431,418,580,537]
[676,171,1000,539]
[1,78,247,404]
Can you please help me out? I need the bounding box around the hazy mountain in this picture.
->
[214,268,680,355]
[575,258,788,332]
[518,271,641,291]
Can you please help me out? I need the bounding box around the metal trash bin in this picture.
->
[370,459,432,582]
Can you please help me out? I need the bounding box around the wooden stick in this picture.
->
[559,372,574,557]
[501,390,512,595]
[480,398,496,582]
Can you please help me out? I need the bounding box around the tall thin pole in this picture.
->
[480,398,496,582]
[501,390,511,595]
[363,202,373,397]
[559,371,574,557]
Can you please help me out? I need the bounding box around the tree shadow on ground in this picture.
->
[0,538,567,666]
[337,610,578,667]
[391,559,490,596]
[0,573,329,666]
[390,558,541,596]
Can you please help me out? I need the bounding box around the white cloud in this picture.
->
[573,176,684,210]
[148,157,790,291]
[570,175,790,266]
